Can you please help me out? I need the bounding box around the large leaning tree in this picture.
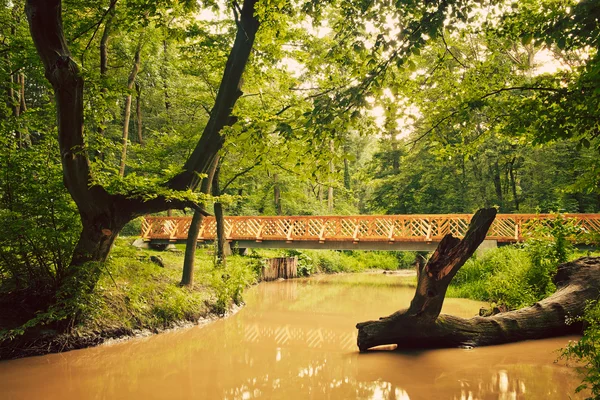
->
[24,0,259,269]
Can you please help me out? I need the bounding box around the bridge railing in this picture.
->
[141,214,600,243]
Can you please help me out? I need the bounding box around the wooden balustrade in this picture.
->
[140,214,600,244]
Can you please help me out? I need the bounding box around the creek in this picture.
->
[0,273,586,399]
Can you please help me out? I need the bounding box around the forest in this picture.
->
[1,0,600,397]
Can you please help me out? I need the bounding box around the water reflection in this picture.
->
[0,274,587,399]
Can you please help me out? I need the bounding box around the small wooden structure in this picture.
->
[261,257,297,281]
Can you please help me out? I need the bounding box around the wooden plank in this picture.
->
[425,218,432,242]
[353,223,360,243]
[318,221,326,243]
[256,220,265,242]
[286,220,295,242]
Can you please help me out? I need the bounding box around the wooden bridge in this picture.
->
[140,214,600,251]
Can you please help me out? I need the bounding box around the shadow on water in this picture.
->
[0,274,587,399]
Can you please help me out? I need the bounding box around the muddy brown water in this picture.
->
[0,274,587,399]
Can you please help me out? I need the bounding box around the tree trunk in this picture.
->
[6,69,14,115]
[166,0,259,191]
[328,139,334,212]
[471,161,487,206]
[509,157,519,211]
[318,184,323,204]
[343,158,351,190]
[97,7,113,136]
[181,158,219,286]
[181,210,204,286]
[9,15,20,121]
[162,39,171,116]
[119,40,142,177]
[357,208,496,350]
[135,82,143,144]
[356,208,597,351]
[493,159,503,209]
[7,71,22,147]
[274,173,282,215]
[69,217,122,273]
[212,164,231,266]
[358,256,599,350]
[25,0,106,216]
[99,17,111,78]
[342,139,351,190]
[391,138,399,173]
[18,73,26,113]
[213,202,231,261]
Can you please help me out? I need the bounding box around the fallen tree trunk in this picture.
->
[356,208,600,351]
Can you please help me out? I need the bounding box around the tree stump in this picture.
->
[356,208,600,351]
[261,257,298,281]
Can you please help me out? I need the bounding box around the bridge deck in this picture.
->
[141,214,600,247]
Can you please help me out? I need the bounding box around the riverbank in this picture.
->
[3,237,596,361]
[0,238,260,360]
[0,239,416,360]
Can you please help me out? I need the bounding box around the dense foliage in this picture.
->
[1,0,600,391]
[1,0,598,278]
[562,300,600,400]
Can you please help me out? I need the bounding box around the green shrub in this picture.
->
[312,251,359,273]
[562,300,600,399]
[280,249,412,274]
[0,136,80,294]
[283,249,314,277]
[449,246,536,309]
[209,256,258,315]
[521,214,579,299]
[0,136,84,341]
[121,217,143,237]
[449,213,582,309]
[395,251,420,269]
[354,251,405,270]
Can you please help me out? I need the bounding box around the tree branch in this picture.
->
[409,86,569,147]
[69,0,118,44]
[441,32,467,69]
[221,155,262,192]
[479,86,567,100]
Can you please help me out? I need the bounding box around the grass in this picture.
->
[447,246,538,309]
[80,238,261,335]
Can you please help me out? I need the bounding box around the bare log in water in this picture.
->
[356,208,599,351]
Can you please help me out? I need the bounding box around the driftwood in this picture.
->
[356,208,600,351]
